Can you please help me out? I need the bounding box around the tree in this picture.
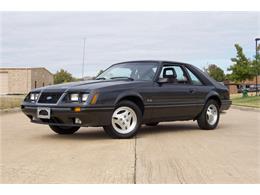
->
[227,44,253,82]
[251,44,260,79]
[54,69,75,84]
[205,64,225,82]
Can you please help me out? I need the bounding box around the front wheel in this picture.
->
[49,125,80,134]
[197,99,220,130]
[103,100,142,138]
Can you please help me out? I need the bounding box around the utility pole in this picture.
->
[26,67,28,93]
[255,38,260,96]
[82,38,86,79]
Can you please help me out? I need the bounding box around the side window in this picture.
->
[159,65,188,84]
[186,68,203,85]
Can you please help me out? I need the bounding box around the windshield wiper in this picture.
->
[110,77,134,81]
[96,77,106,80]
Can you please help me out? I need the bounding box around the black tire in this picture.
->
[197,99,220,130]
[49,125,80,134]
[103,100,142,139]
[145,122,159,126]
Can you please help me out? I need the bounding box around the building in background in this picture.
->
[0,67,53,94]
[224,75,260,94]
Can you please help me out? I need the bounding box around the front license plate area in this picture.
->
[37,107,51,119]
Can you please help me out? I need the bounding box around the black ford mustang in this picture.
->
[21,61,231,138]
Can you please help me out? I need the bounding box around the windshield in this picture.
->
[96,62,159,81]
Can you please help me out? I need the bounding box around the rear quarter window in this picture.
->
[186,68,203,85]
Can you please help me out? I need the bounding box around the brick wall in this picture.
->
[0,67,53,94]
[7,69,32,94]
[31,68,53,89]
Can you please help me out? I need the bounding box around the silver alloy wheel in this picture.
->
[206,104,218,125]
[112,106,137,134]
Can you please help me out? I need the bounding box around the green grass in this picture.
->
[0,95,25,110]
[231,95,260,108]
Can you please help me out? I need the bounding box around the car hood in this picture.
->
[33,79,149,93]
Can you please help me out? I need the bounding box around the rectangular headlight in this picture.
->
[70,93,79,102]
[30,93,39,101]
[82,94,89,102]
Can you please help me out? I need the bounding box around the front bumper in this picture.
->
[220,100,232,111]
[21,106,114,127]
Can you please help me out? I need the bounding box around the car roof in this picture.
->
[112,60,192,66]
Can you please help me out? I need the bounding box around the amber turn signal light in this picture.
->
[90,93,99,105]
[73,107,81,112]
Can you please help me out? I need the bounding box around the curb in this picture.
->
[0,107,21,114]
[231,105,260,112]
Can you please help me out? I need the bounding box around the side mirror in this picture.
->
[157,78,169,84]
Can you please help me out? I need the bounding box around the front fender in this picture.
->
[114,91,144,105]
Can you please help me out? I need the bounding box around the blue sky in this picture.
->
[1,12,259,77]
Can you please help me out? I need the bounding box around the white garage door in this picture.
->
[0,72,9,94]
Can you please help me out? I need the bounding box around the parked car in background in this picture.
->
[237,84,260,93]
[237,86,247,93]
[249,84,260,92]
[21,61,231,138]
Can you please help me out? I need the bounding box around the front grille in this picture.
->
[38,92,63,104]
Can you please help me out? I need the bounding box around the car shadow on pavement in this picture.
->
[37,128,110,141]
[36,123,200,141]
[138,123,200,137]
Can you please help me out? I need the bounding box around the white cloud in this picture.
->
[1,12,259,77]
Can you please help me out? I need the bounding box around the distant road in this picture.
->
[1,108,259,183]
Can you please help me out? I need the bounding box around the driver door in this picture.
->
[149,63,202,120]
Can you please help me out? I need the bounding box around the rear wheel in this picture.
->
[145,122,159,126]
[49,125,80,134]
[197,99,220,130]
[103,100,142,138]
